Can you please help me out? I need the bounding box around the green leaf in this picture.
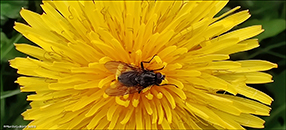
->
[2,92,30,127]
[257,19,286,42]
[264,104,286,129]
[239,19,286,42]
[0,32,9,46]
[0,98,5,127]
[11,102,31,126]
[248,42,286,59]
[267,70,286,106]
[0,89,21,99]
[238,1,282,20]
[263,69,285,127]
[1,71,6,126]
[0,33,27,62]
[281,2,286,19]
[263,70,286,129]
[0,0,28,25]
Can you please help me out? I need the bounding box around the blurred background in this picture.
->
[0,0,285,130]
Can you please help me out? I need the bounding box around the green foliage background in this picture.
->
[0,1,285,130]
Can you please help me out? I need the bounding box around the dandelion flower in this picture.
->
[10,0,278,129]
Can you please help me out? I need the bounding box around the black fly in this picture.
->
[104,54,177,96]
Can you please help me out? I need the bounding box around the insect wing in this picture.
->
[104,61,138,74]
[105,81,143,96]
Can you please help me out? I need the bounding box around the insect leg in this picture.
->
[152,66,165,71]
[141,54,157,70]
[159,84,178,88]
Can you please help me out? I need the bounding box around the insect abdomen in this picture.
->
[118,71,140,87]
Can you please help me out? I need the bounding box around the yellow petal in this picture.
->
[211,10,250,36]
[236,84,273,105]
[219,25,264,42]
[216,39,260,54]
[228,60,278,73]
[233,113,265,128]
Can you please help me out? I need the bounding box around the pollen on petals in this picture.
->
[115,96,130,107]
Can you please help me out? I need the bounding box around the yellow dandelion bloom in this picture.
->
[10,0,278,129]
